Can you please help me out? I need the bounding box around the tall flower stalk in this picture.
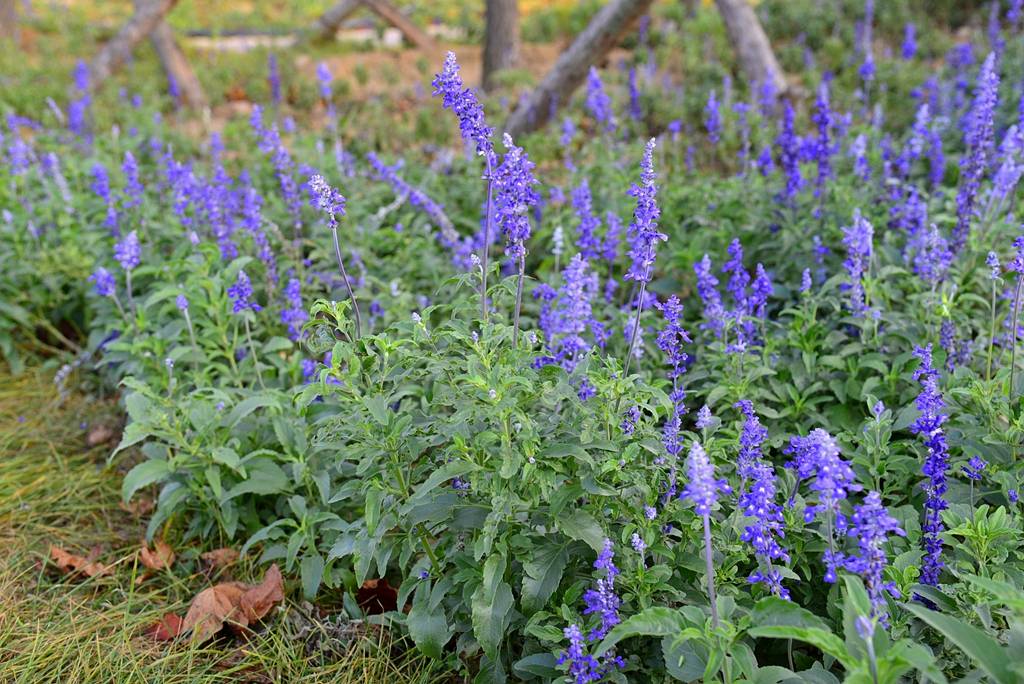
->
[493,133,539,346]
[623,138,666,378]
[309,174,361,339]
[910,344,949,585]
[681,441,730,627]
[432,52,497,321]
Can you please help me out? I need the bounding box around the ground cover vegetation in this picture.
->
[2,1,1024,682]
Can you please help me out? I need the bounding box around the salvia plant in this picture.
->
[4,9,1024,684]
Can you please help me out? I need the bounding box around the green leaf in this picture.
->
[226,394,280,427]
[471,554,514,660]
[557,510,605,552]
[364,395,391,426]
[365,487,383,535]
[748,597,850,666]
[122,459,170,502]
[595,607,688,655]
[407,581,451,658]
[300,553,325,599]
[223,459,289,500]
[521,543,568,615]
[210,447,240,470]
[511,653,559,679]
[406,461,476,508]
[904,602,1016,684]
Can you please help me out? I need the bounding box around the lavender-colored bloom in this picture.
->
[901,23,917,60]
[309,174,346,229]
[624,139,666,284]
[704,90,721,145]
[812,81,834,205]
[841,209,874,318]
[630,532,646,555]
[585,67,614,132]
[493,133,539,261]
[280,277,307,340]
[228,270,261,314]
[910,345,949,585]
[681,441,727,515]
[90,267,116,297]
[777,102,803,201]
[694,255,727,338]
[572,180,601,260]
[432,52,495,166]
[800,268,813,293]
[557,624,602,684]
[176,294,189,312]
[582,539,621,640]
[114,231,141,272]
[786,428,860,582]
[962,456,987,481]
[736,400,790,598]
[602,211,622,265]
[560,116,576,146]
[122,151,143,209]
[851,133,870,182]
[987,251,1001,279]
[954,53,1000,251]
[535,254,598,373]
[913,224,953,287]
[845,491,905,626]
[628,67,643,121]
[657,296,692,461]
[695,405,713,429]
[621,405,641,435]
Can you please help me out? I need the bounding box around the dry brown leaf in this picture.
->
[356,578,398,615]
[238,564,284,624]
[140,540,175,571]
[181,582,249,644]
[145,613,185,641]
[120,497,154,517]
[86,424,115,446]
[49,545,109,578]
[201,547,240,569]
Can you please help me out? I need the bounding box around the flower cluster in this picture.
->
[910,344,949,586]
[624,139,666,284]
[493,133,540,261]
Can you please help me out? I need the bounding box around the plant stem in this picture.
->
[243,316,265,389]
[513,253,525,347]
[703,513,720,629]
[1010,273,1023,399]
[480,156,495,322]
[987,280,998,380]
[622,279,648,380]
[330,225,361,339]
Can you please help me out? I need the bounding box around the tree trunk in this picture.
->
[482,0,519,91]
[150,20,206,108]
[306,0,361,42]
[0,0,17,43]
[306,0,435,49]
[504,0,653,138]
[713,0,786,95]
[89,0,179,89]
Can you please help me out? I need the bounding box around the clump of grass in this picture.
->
[0,370,456,684]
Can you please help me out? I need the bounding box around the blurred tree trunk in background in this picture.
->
[150,18,206,109]
[306,0,435,49]
[89,0,179,89]
[713,0,786,94]
[0,0,18,43]
[504,0,653,137]
[482,0,519,91]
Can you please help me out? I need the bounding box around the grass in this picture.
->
[0,369,457,683]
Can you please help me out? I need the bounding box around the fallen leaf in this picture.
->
[201,547,240,569]
[181,582,249,644]
[87,424,115,446]
[239,564,284,623]
[140,540,175,571]
[168,564,287,644]
[356,578,398,615]
[145,613,185,641]
[120,497,154,516]
[49,545,109,578]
